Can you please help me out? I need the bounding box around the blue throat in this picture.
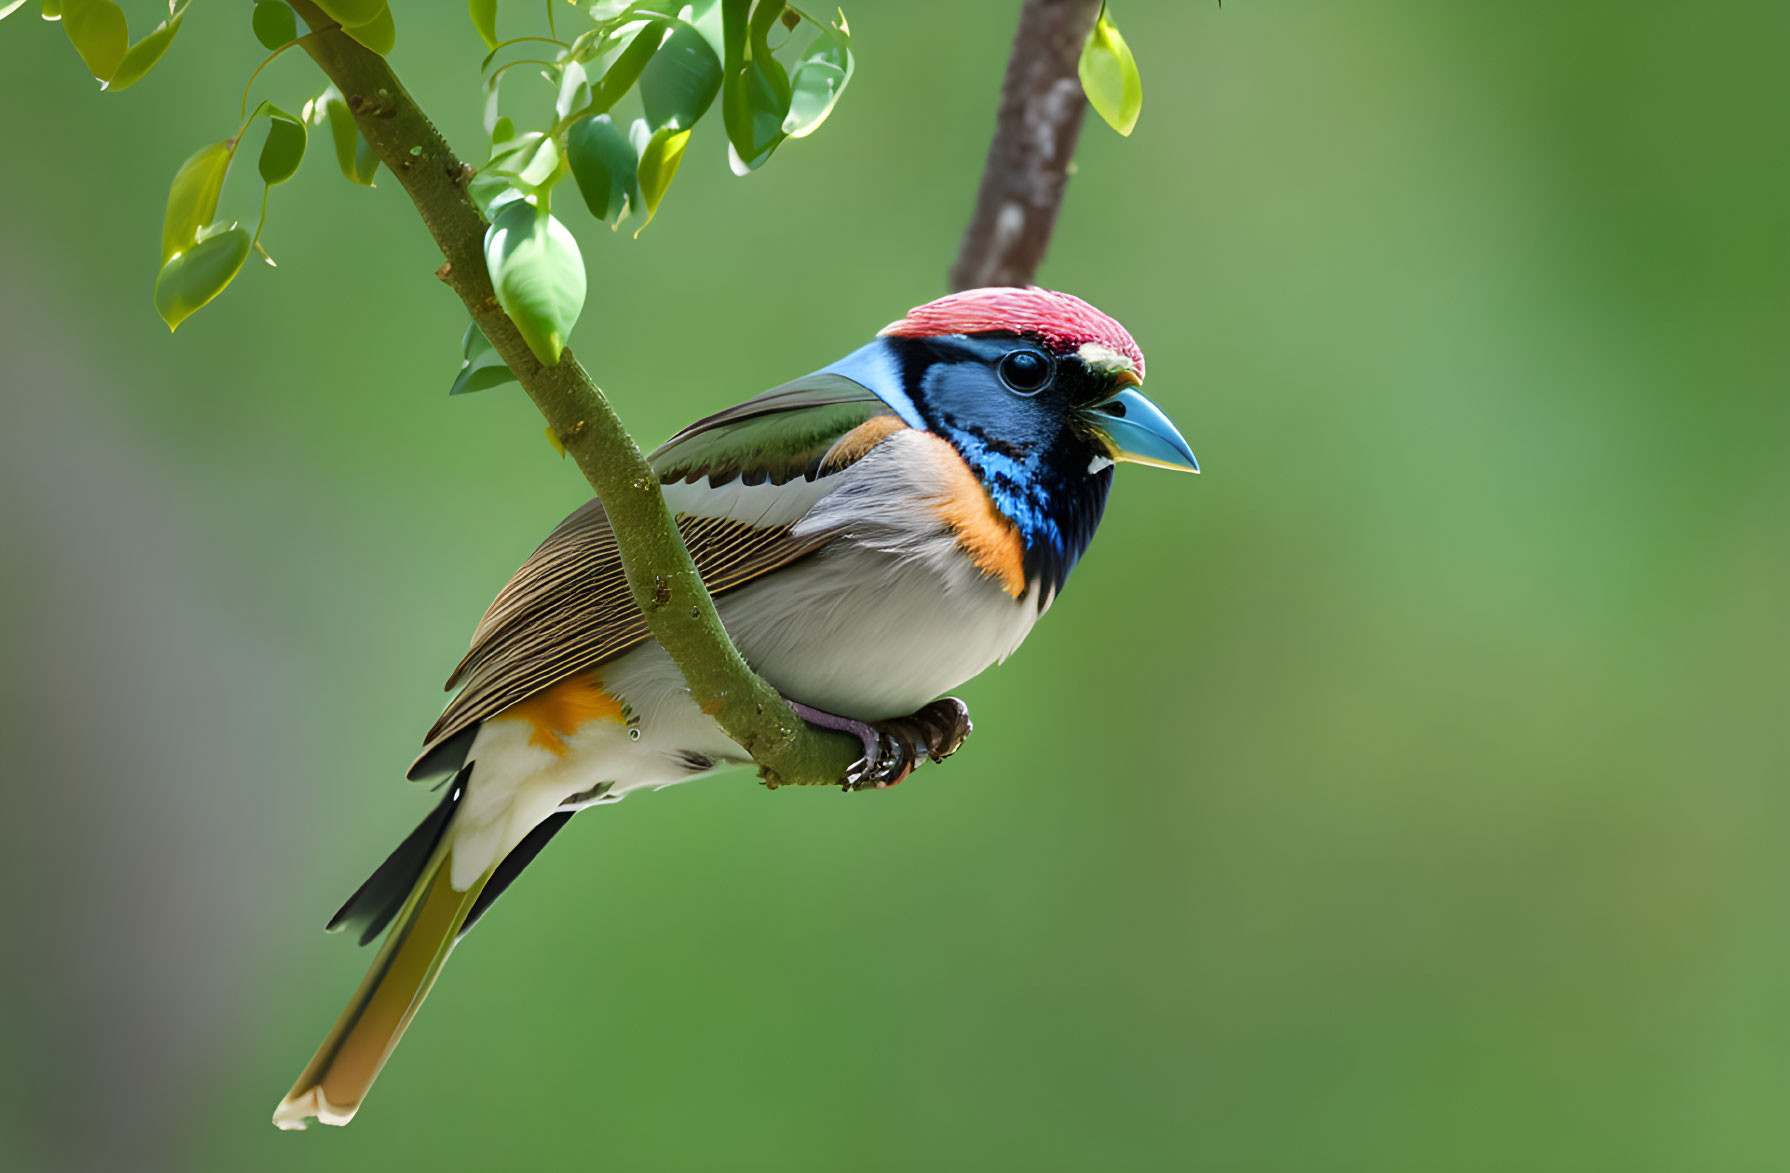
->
[944,424,1114,601]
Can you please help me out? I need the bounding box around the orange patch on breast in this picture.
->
[821,414,908,474]
[914,432,1028,599]
[498,674,625,755]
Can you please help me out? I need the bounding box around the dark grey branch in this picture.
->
[949,0,1103,292]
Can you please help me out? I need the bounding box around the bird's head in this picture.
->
[874,286,1196,478]
[824,287,1197,597]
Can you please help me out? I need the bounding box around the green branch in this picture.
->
[287,1,858,788]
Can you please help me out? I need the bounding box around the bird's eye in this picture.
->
[997,349,1052,395]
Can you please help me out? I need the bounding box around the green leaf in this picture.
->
[633,124,690,235]
[563,23,604,65]
[555,60,591,123]
[468,176,507,219]
[715,0,754,165]
[639,21,722,131]
[723,0,789,171]
[580,19,666,119]
[1078,5,1142,137]
[516,134,561,190]
[685,0,727,66]
[40,0,60,17]
[311,0,384,27]
[316,90,354,177]
[60,0,126,83]
[484,130,541,173]
[781,26,852,138]
[154,227,251,331]
[469,134,539,216]
[354,134,380,184]
[310,88,378,185]
[717,0,746,72]
[567,113,640,222]
[586,0,633,20]
[104,0,189,92]
[258,110,306,185]
[161,141,231,265]
[467,0,497,51]
[340,4,395,55]
[483,83,505,137]
[450,321,518,395]
[485,200,586,365]
[252,0,296,50]
[747,2,787,75]
[313,0,393,55]
[484,186,528,217]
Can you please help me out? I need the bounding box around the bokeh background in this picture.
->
[2,1,1785,1170]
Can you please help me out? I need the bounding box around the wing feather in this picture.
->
[424,507,833,750]
[415,372,905,763]
[651,372,894,487]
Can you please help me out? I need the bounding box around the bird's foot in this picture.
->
[785,697,973,791]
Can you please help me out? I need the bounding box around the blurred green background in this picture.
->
[2,1,1786,1170]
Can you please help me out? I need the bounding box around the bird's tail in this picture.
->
[272,839,488,1130]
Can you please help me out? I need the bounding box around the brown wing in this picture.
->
[418,503,834,756]
[411,373,908,773]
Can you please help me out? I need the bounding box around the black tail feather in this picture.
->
[326,767,467,946]
[459,811,574,939]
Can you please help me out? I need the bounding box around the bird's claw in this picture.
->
[786,697,973,792]
[842,697,974,791]
[840,734,910,791]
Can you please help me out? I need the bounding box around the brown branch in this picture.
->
[286,2,858,788]
[949,0,1103,292]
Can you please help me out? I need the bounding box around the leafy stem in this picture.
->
[284,0,862,788]
[240,37,303,121]
[486,57,560,87]
[479,34,571,72]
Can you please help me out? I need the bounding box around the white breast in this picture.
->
[716,432,1043,720]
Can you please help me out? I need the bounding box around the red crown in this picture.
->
[879,287,1145,380]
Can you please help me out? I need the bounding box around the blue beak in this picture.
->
[1088,388,1199,473]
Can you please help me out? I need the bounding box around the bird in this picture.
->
[272,286,1198,1130]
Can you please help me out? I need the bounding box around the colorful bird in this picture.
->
[273,287,1198,1129]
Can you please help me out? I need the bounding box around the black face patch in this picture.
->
[882,332,1121,598]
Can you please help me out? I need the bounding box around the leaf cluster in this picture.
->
[16,0,1145,371]
[22,0,863,360]
[150,96,307,330]
[32,0,189,91]
[462,0,856,373]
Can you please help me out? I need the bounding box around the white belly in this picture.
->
[718,538,1036,720]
